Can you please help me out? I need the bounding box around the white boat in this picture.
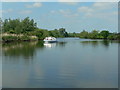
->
[43,37,57,43]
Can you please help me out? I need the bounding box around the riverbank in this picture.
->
[1,30,120,43]
[1,33,38,43]
[1,34,120,44]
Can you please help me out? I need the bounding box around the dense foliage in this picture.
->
[1,17,120,41]
[70,30,120,40]
[2,17,37,34]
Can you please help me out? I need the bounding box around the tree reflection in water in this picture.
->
[2,41,67,58]
[80,40,110,48]
[56,42,67,47]
[2,41,44,59]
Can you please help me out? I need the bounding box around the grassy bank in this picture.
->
[2,34,38,42]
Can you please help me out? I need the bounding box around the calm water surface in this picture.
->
[2,38,118,88]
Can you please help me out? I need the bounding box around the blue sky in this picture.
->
[1,2,118,33]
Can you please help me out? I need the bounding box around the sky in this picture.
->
[1,0,119,2]
[1,2,118,33]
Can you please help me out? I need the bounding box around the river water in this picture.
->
[2,38,119,88]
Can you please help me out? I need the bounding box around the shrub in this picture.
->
[2,36,18,41]
[19,36,30,41]
[8,30,15,34]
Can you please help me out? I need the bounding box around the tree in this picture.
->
[8,30,15,34]
[50,29,60,37]
[89,30,99,39]
[21,17,37,33]
[3,19,9,32]
[2,17,37,34]
[79,30,89,38]
[59,28,67,37]
[100,30,109,39]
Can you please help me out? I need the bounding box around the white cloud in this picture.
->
[58,0,79,5]
[78,6,93,13]
[59,9,79,17]
[50,10,56,13]
[93,2,117,10]
[49,2,117,19]
[112,11,118,15]
[19,10,32,14]
[26,2,42,8]
[86,11,117,19]
[1,9,13,14]
[60,2,78,5]
[78,2,117,13]
[33,2,42,7]
[77,2,118,18]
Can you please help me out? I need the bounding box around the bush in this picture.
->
[107,34,118,40]
[2,35,38,42]
[19,36,30,41]
[8,30,15,34]
[2,36,18,41]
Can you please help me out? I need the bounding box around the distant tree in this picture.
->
[79,30,89,38]
[2,17,37,34]
[35,29,44,39]
[117,34,120,40]
[14,17,36,34]
[51,29,60,37]
[107,34,117,40]
[64,31,68,37]
[2,17,120,41]
[100,30,110,39]
[59,28,67,37]
[89,30,99,39]
[3,19,9,32]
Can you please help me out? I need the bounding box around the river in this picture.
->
[2,38,119,88]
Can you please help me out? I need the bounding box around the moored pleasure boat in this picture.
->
[43,37,57,43]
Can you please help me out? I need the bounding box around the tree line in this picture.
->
[1,17,120,41]
[69,30,120,40]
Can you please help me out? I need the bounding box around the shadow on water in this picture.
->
[2,41,44,59]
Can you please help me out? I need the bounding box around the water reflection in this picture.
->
[2,41,44,59]
[43,41,67,48]
[80,40,111,48]
[2,38,118,88]
[2,40,118,58]
[2,41,67,58]
[44,42,57,48]
[56,42,67,47]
